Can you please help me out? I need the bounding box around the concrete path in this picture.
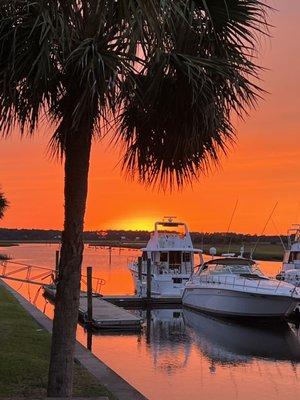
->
[0,280,147,400]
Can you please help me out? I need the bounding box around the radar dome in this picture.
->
[209,247,217,256]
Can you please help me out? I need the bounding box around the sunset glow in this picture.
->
[108,217,159,232]
[0,1,299,235]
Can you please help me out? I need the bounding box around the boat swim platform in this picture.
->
[43,285,143,331]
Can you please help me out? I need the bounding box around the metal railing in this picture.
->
[0,260,106,294]
[0,260,55,286]
[194,274,291,294]
[81,274,106,294]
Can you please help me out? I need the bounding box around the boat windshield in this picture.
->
[200,258,263,276]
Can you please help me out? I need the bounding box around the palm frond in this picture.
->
[118,0,269,189]
[0,0,270,190]
[0,191,9,220]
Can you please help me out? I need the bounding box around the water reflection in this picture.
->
[184,309,300,365]
[144,308,192,374]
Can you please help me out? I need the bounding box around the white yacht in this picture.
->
[182,257,300,319]
[276,224,300,286]
[129,218,202,297]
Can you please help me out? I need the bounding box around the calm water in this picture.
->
[1,243,300,400]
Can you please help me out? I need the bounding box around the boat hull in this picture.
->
[130,267,189,297]
[182,287,298,318]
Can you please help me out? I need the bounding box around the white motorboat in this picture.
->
[128,217,202,297]
[182,257,300,319]
[276,224,300,287]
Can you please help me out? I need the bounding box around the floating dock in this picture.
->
[43,285,143,331]
[102,295,182,308]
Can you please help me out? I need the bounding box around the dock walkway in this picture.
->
[44,285,142,331]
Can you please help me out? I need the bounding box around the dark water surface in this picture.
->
[1,244,300,400]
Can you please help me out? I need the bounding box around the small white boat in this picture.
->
[128,218,202,297]
[276,224,300,287]
[182,257,300,319]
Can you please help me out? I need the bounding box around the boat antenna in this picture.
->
[250,202,278,259]
[295,201,300,223]
[271,217,286,251]
[226,198,239,254]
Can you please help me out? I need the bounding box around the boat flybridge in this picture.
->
[276,224,300,287]
[129,218,203,297]
[182,256,300,319]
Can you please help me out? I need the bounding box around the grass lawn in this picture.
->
[0,285,116,399]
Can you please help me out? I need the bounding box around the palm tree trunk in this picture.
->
[47,127,92,397]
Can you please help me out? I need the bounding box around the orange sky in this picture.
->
[0,1,300,234]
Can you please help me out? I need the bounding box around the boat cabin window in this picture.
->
[200,258,262,276]
[203,264,258,275]
[169,251,182,265]
[160,252,168,262]
[182,252,191,262]
[289,252,300,262]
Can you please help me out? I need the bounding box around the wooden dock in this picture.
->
[102,295,182,308]
[43,285,143,331]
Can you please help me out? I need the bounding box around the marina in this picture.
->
[1,2,300,398]
[1,243,300,400]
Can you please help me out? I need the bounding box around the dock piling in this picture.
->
[138,257,142,295]
[146,258,151,300]
[87,266,93,323]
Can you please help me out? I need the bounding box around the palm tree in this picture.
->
[0,1,269,396]
[0,191,8,220]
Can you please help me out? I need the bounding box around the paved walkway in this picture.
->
[0,280,147,400]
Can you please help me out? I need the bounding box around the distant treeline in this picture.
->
[0,228,288,246]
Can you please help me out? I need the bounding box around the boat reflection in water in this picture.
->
[184,309,300,367]
[143,308,192,374]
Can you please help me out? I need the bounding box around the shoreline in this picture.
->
[1,240,284,262]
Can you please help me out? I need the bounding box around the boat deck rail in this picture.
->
[193,274,298,295]
[127,255,138,264]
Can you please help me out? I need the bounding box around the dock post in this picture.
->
[138,257,142,296]
[55,250,60,281]
[87,330,93,351]
[146,258,151,301]
[87,266,93,324]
